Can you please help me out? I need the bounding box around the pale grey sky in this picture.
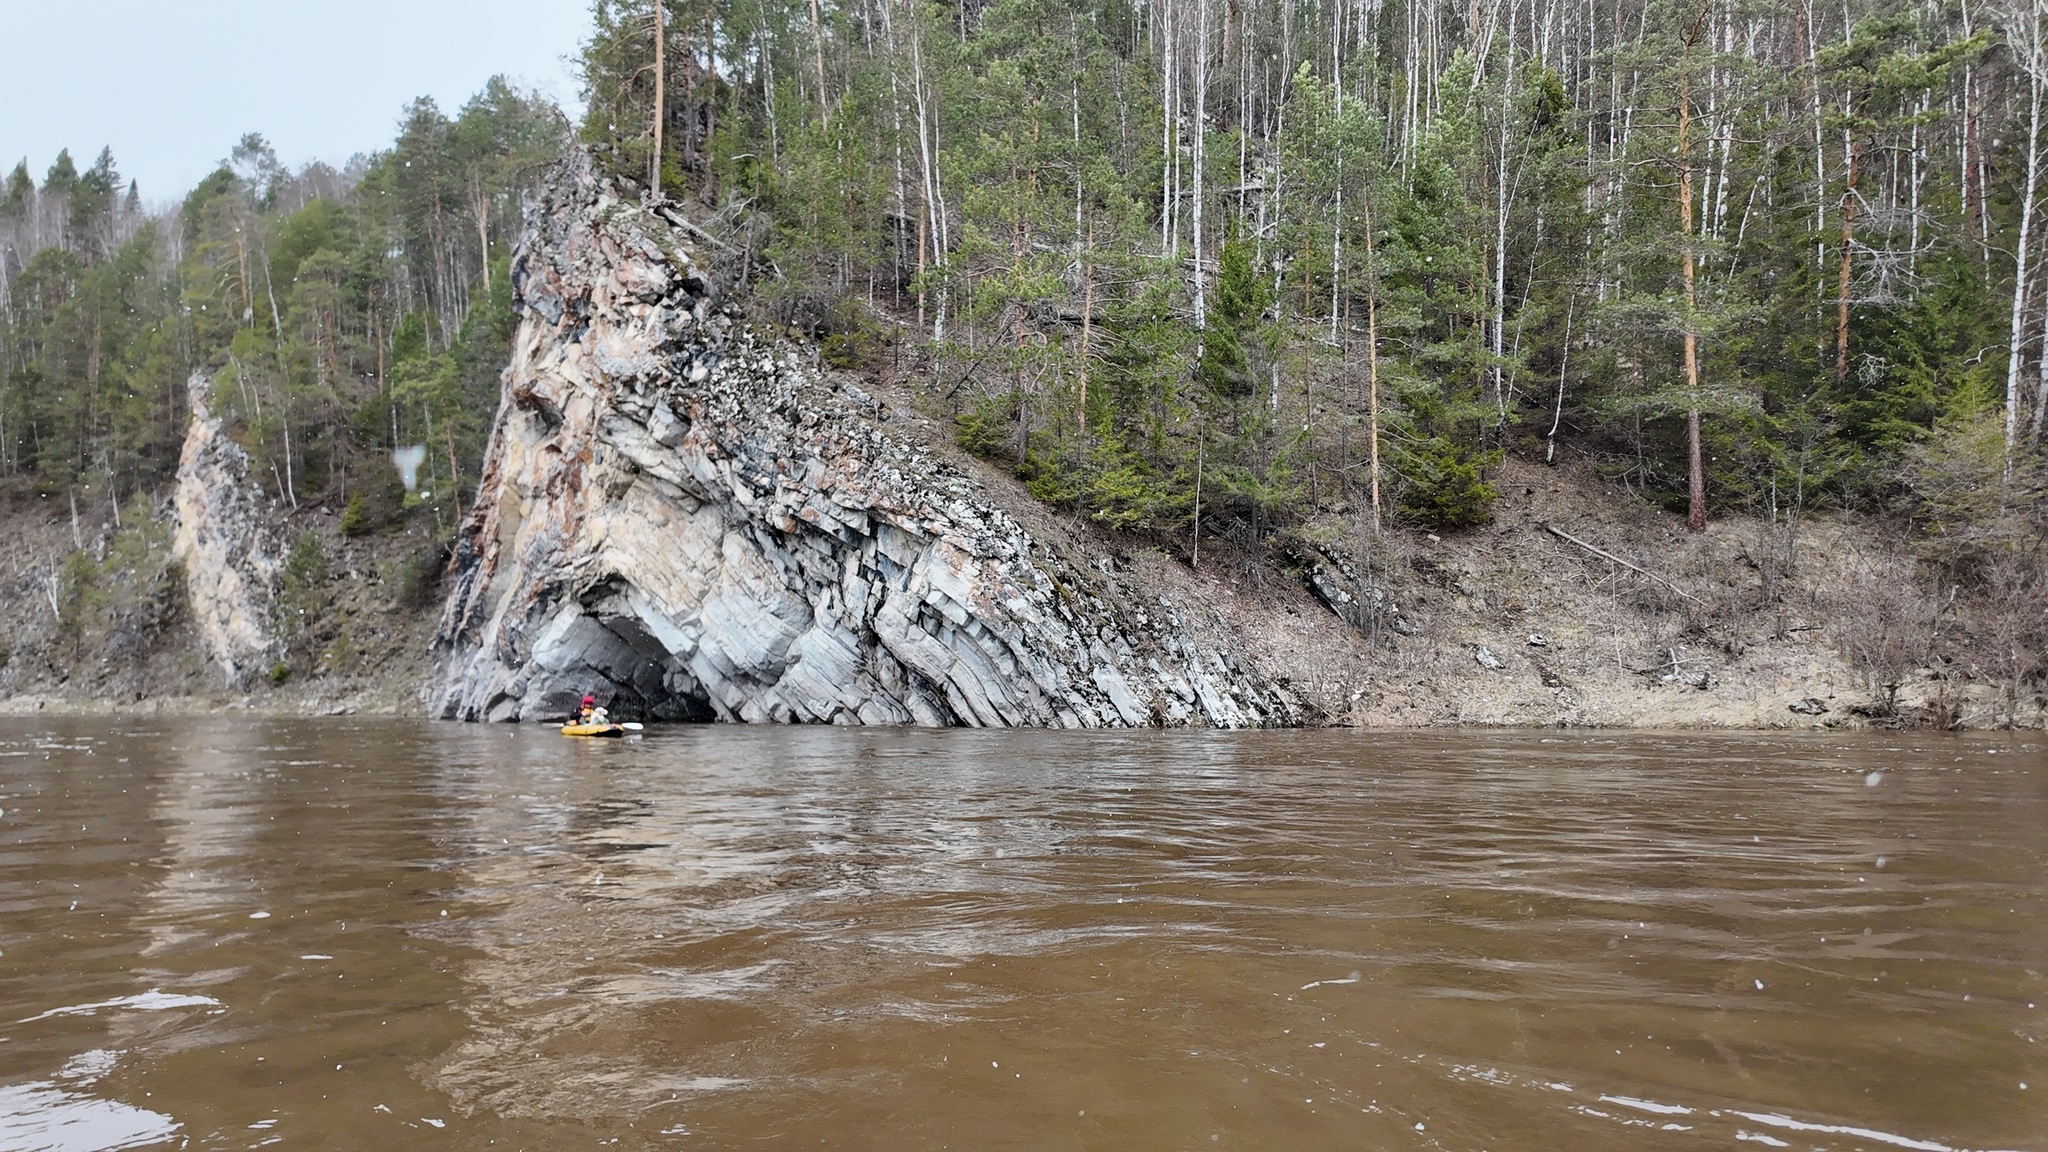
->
[2,0,593,202]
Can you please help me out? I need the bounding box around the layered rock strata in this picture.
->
[1305,550,1416,639]
[429,156,1298,727]
[172,371,284,687]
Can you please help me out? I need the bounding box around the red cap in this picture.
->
[582,695,596,705]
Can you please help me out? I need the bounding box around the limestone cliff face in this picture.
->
[428,157,1299,727]
[172,372,283,687]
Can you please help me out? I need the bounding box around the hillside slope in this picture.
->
[0,164,2033,729]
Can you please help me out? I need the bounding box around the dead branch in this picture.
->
[652,204,740,254]
[1543,523,1706,605]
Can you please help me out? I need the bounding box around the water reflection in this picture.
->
[139,732,278,955]
[411,728,2046,1149]
[0,723,2042,1151]
[0,1048,179,1152]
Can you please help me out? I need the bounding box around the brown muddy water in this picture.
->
[0,722,2042,1152]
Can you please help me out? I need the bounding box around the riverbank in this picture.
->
[863,358,2041,731]
[0,439,2032,728]
[0,497,443,718]
[0,164,2033,729]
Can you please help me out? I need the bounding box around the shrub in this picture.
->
[819,298,889,371]
[1396,437,1500,529]
[320,631,358,675]
[395,545,451,610]
[340,494,373,537]
[954,396,1010,460]
[56,550,103,661]
[284,531,328,591]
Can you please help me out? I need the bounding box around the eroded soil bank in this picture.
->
[0,438,2033,728]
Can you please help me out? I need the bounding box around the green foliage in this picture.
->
[1,0,2042,584]
[954,396,1009,459]
[56,549,102,657]
[0,81,563,518]
[340,494,374,536]
[819,299,889,370]
[269,661,293,685]
[283,531,329,605]
[2,162,32,222]
[320,630,359,676]
[393,545,449,610]
[276,535,331,664]
[1198,230,1270,400]
[1396,436,1501,529]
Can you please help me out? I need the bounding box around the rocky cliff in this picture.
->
[172,371,283,688]
[427,158,1301,727]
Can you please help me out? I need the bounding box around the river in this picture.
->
[0,721,2041,1150]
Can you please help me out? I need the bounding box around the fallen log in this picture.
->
[652,204,741,255]
[1543,523,1705,606]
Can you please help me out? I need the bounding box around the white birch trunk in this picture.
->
[910,22,948,342]
[1193,0,1208,330]
[2002,0,2045,482]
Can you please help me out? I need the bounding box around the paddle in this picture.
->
[619,722,645,732]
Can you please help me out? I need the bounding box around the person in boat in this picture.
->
[578,695,610,726]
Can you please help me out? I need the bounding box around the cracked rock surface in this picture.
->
[173,371,283,688]
[428,155,1298,728]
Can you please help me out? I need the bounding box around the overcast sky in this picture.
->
[1,0,593,204]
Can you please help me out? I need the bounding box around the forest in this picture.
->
[0,81,562,535]
[575,0,2048,577]
[3,0,2046,570]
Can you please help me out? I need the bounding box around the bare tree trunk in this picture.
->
[1492,1,1517,419]
[885,2,908,310]
[809,0,831,128]
[911,23,946,342]
[1799,2,1829,334]
[2034,295,2048,447]
[760,16,779,161]
[1547,296,1575,465]
[1908,98,1924,272]
[1404,0,1420,169]
[1964,0,1990,258]
[1080,218,1093,425]
[1193,0,1208,330]
[1834,140,1859,388]
[653,0,666,192]
[446,422,463,521]
[1014,185,1029,470]
[472,175,491,291]
[278,391,298,511]
[1681,4,1708,533]
[1162,0,1179,259]
[1331,14,1345,344]
[235,229,252,325]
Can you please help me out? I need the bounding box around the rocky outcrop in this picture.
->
[172,372,283,687]
[428,156,1299,727]
[1306,555,1415,639]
